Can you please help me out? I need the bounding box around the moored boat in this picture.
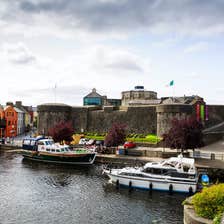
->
[21,136,96,165]
[103,154,198,193]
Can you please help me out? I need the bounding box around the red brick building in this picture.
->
[4,105,18,137]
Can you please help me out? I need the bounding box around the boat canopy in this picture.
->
[144,154,195,169]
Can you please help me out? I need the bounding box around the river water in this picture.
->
[0,151,185,224]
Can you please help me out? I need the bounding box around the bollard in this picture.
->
[211,153,215,160]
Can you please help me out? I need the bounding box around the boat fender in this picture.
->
[189,186,193,195]
[149,183,153,190]
[169,184,173,194]
[129,181,132,192]
[116,179,119,189]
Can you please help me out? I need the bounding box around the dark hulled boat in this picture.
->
[21,136,96,165]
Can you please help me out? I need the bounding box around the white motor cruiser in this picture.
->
[103,154,198,193]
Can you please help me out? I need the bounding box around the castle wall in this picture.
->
[71,107,89,133]
[37,103,224,137]
[72,106,157,134]
[206,105,224,127]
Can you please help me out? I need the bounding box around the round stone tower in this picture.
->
[121,86,157,106]
[37,103,72,135]
[156,104,193,137]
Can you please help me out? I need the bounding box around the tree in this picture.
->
[48,121,74,144]
[163,117,204,152]
[105,123,127,147]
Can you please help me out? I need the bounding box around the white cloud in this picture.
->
[89,46,150,73]
[0,43,151,105]
[0,0,223,106]
[2,42,36,64]
[1,0,224,39]
[184,42,209,54]
[184,72,202,79]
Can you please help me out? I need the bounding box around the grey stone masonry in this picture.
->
[156,104,192,137]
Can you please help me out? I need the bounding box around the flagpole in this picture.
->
[54,83,57,103]
[172,83,175,103]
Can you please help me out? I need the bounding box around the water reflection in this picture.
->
[0,151,185,224]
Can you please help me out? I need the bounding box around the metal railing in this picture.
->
[190,151,224,161]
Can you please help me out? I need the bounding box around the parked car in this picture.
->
[79,138,89,145]
[0,138,5,144]
[123,141,136,149]
[86,139,96,146]
[95,140,104,146]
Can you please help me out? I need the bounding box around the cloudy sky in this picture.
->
[0,0,224,106]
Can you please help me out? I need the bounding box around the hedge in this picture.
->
[192,184,224,222]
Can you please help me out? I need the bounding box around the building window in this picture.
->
[8,121,11,125]
[84,97,102,106]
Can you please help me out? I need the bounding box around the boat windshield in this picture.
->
[61,147,70,152]
[45,141,54,145]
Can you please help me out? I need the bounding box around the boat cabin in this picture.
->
[22,136,53,151]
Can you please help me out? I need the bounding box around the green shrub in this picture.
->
[192,184,224,220]
[213,213,223,224]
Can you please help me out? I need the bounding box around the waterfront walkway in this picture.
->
[96,153,224,169]
[1,139,224,169]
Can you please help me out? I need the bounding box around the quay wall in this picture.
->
[184,204,212,224]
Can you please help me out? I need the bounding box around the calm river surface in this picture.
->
[0,151,185,224]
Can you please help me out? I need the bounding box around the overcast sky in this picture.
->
[0,0,224,106]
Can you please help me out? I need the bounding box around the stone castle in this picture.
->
[37,87,224,137]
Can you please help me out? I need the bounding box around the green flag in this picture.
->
[166,80,174,87]
[169,80,174,86]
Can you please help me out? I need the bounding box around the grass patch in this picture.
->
[84,135,105,140]
[85,133,161,144]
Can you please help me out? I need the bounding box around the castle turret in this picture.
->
[37,103,72,135]
[156,104,192,137]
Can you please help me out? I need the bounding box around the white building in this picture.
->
[14,107,25,135]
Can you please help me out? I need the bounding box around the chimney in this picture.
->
[6,102,13,107]
[15,101,22,108]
